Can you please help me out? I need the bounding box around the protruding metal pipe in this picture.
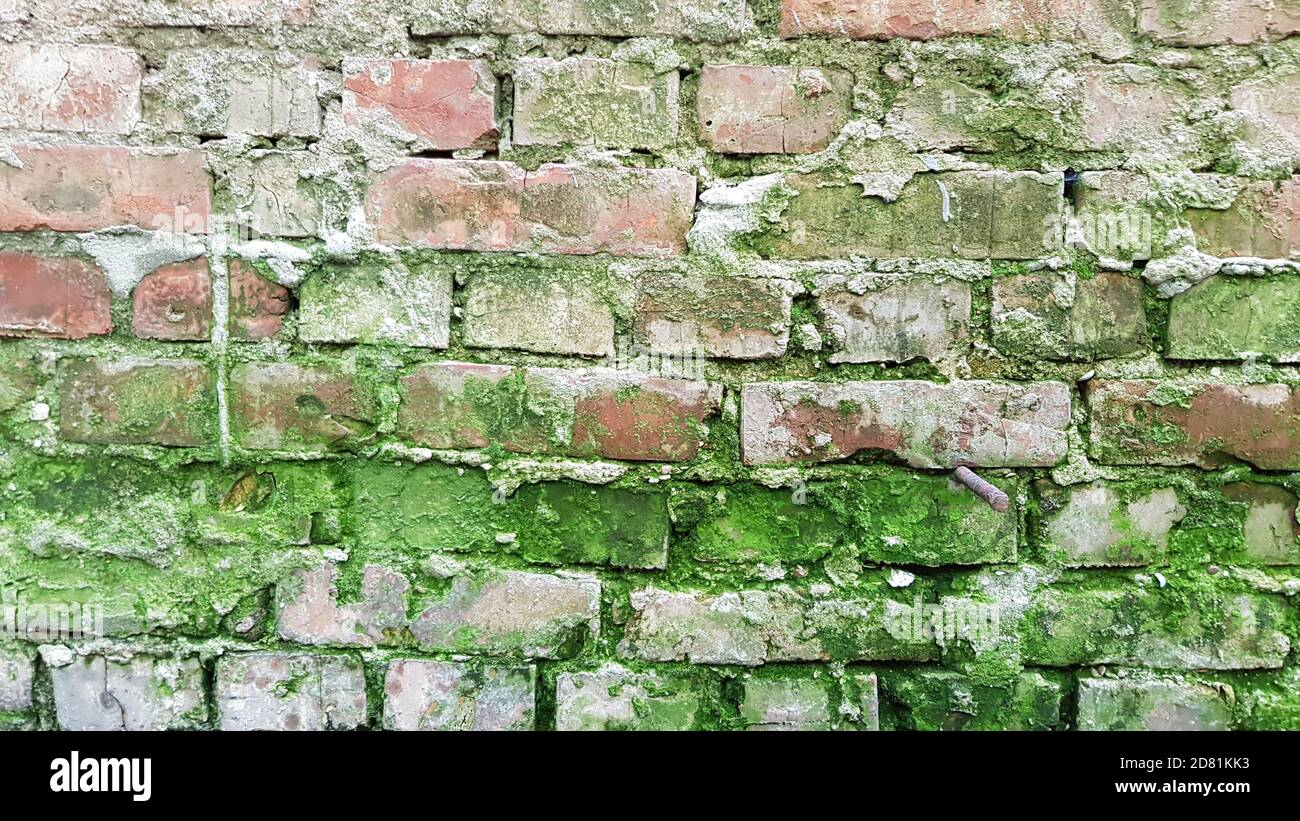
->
[953,466,1010,511]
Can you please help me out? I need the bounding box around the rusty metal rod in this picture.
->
[953,466,1010,511]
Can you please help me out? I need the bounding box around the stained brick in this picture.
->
[1223,483,1300,566]
[229,361,377,452]
[134,0,314,26]
[1071,171,1154,261]
[365,160,696,256]
[228,151,319,238]
[150,51,321,138]
[633,273,795,360]
[1076,676,1232,731]
[779,0,1136,57]
[384,660,535,731]
[555,665,701,731]
[1230,69,1300,149]
[741,380,1070,468]
[398,362,720,461]
[216,652,366,731]
[48,654,206,731]
[992,271,1149,361]
[408,569,601,659]
[409,0,746,41]
[741,677,832,729]
[461,272,614,356]
[0,43,141,133]
[0,649,34,712]
[343,58,497,149]
[132,259,213,341]
[0,145,211,233]
[59,358,215,446]
[299,261,452,349]
[764,170,1063,260]
[1184,179,1300,259]
[816,277,970,364]
[618,586,938,665]
[277,564,408,647]
[0,251,112,340]
[1088,380,1300,471]
[698,65,851,154]
[228,260,290,341]
[1079,65,1185,152]
[1139,0,1300,45]
[514,58,678,150]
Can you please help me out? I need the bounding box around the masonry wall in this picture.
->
[0,0,1298,731]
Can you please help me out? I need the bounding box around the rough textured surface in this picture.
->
[4,0,1300,734]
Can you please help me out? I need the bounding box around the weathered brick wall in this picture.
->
[1,0,1298,731]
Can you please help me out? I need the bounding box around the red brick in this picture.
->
[698,65,852,154]
[0,43,141,133]
[0,145,211,233]
[365,160,695,256]
[1089,380,1300,471]
[230,362,378,452]
[1140,0,1300,45]
[571,377,719,461]
[58,358,214,446]
[132,259,212,341]
[0,251,111,340]
[343,59,497,149]
[741,380,1070,468]
[397,362,721,461]
[227,260,291,341]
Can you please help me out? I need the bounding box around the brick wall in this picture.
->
[0,0,1298,732]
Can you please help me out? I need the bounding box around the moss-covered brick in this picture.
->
[1167,275,1300,362]
[383,659,536,731]
[408,0,746,40]
[1021,585,1292,670]
[878,669,1066,731]
[58,357,215,446]
[47,653,206,730]
[353,462,669,568]
[554,664,704,731]
[1088,379,1300,470]
[1184,179,1300,259]
[756,170,1062,260]
[992,271,1149,361]
[740,674,833,729]
[1075,674,1231,731]
[681,471,1017,569]
[1035,481,1186,567]
[215,652,367,731]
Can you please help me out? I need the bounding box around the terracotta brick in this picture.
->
[741,380,1071,468]
[343,59,497,149]
[227,260,290,341]
[0,145,211,233]
[397,362,721,461]
[58,358,214,446]
[698,65,852,154]
[365,159,695,256]
[0,251,111,340]
[0,43,141,133]
[230,362,378,452]
[132,259,213,341]
[1089,380,1300,471]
